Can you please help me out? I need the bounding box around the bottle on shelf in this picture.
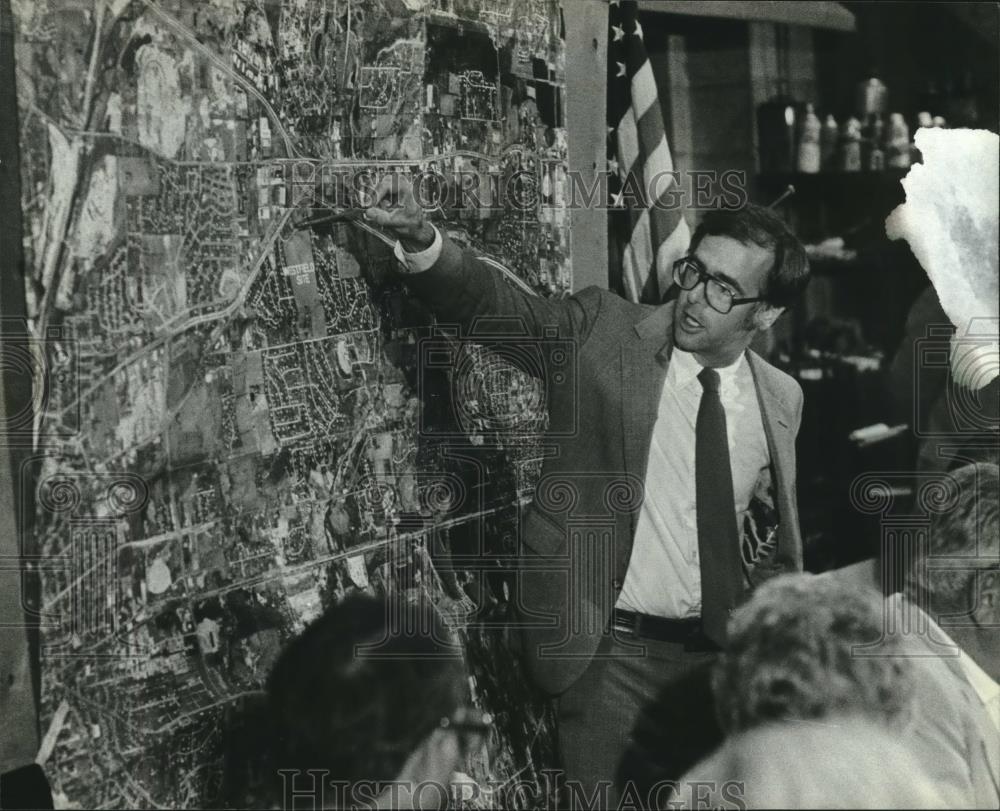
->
[841,117,862,172]
[871,115,885,147]
[868,132,885,172]
[862,114,885,171]
[886,113,910,170]
[856,74,888,118]
[821,114,838,170]
[860,115,873,169]
[797,103,821,173]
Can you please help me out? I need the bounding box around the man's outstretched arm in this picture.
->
[365,174,601,342]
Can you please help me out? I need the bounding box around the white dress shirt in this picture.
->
[616,347,771,618]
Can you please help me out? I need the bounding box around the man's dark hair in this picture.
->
[266,593,466,789]
[905,462,1000,619]
[689,205,810,308]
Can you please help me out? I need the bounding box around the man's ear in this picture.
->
[753,304,785,332]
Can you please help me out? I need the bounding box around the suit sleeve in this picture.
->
[789,380,804,569]
[398,230,602,343]
[790,378,805,435]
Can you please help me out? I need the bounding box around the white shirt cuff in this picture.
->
[393,225,442,273]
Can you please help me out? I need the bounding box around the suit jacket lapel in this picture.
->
[746,351,794,471]
[620,306,673,496]
[745,352,799,559]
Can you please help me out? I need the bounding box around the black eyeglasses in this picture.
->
[672,256,765,314]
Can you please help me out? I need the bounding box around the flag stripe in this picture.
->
[607,0,690,304]
[630,62,658,121]
[616,107,640,176]
[643,135,674,203]
[635,102,666,172]
[649,198,686,255]
[628,208,654,278]
[623,250,640,301]
[615,101,672,206]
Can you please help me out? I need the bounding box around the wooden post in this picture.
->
[565,0,610,291]
[0,0,40,773]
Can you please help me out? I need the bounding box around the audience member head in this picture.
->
[266,593,486,809]
[905,461,1000,679]
[713,573,914,733]
[672,716,945,809]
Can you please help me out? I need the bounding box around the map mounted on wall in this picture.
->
[11,0,570,806]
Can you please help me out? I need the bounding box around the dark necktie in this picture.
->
[696,367,744,646]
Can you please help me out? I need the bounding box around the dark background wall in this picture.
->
[818,2,999,132]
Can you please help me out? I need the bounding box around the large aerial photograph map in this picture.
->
[8,2,996,810]
[12,0,570,806]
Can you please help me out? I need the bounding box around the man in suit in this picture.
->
[365,175,810,805]
[887,461,1000,808]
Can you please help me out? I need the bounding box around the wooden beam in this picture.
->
[638,0,855,32]
[0,0,40,772]
[663,34,693,173]
[565,0,610,291]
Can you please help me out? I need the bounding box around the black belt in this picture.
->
[611,608,721,652]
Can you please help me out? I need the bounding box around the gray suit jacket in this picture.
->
[404,234,804,694]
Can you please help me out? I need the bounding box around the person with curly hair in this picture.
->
[712,573,914,733]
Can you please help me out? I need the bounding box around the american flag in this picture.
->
[607,0,691,303]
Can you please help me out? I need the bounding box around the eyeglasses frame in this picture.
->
[672,256,766,314]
